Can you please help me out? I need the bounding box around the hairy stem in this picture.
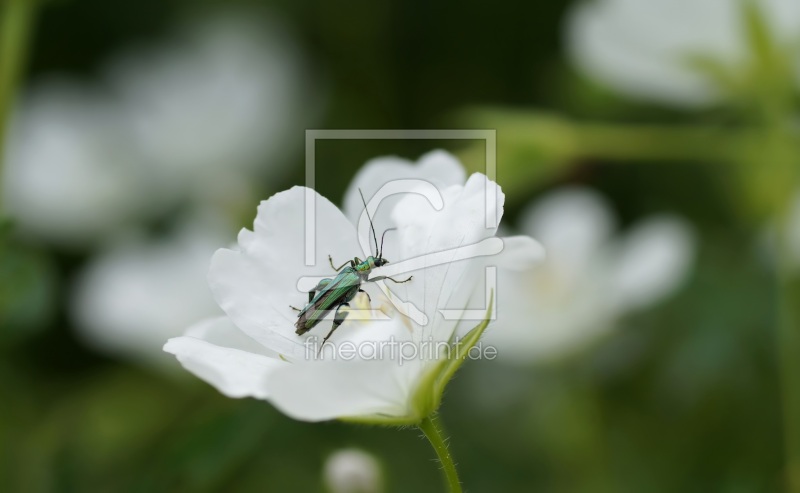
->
[419,414,462,493]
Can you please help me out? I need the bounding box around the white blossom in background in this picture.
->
[106,11,316,206]
[324,449,383,493]
[341,151,469,228]
[71,215,233,366]
[773,190,800,268]
[484,187,695,363]
[3,11,317,245]
[789,193,800,265]
[164,151,543,422]
[565,0,800,107]
[2,81,146,245]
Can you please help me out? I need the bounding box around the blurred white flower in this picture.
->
[323,448,383,493]
[164,152,543,422]
[341,150,469,227]
[565,0,800,106]
[71,215,232,366]
[106,11,316,205]
[484,187,695,363]
[2,80,146,245]
[775,190,800,268]
[4,11,317,245]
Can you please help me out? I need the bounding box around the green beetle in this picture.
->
[292,191,412,351]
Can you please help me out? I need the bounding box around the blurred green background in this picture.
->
[1,0,799,492]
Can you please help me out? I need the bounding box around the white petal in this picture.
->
[3,81,146,244]
[266,357,423,421]
[609,215,695,310]
[485,257,617,363]
[164,317,285,399]
[460,235,544,330]
[315,300,416,352]
[386,173,504,343]
[565,0,800,107]
[184,315,278,357]
[565,0,719,106]
[71,217,229,364]
[492,235,546,271]
[208,187,360,359]
[784,191,800,268]
[520,186,614,276]
[342,150,467,236]
[484,187,626,362]
[107,12,313,191]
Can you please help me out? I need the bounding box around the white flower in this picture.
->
[323,448,382,493]
[71,215,232,366]
[767,190,800,268]
[2,80,146,245]
[106,11,316,204]
[484,186,695,362]
[3,11,316,245]
[565,0,800,106]
[164,151,543,422]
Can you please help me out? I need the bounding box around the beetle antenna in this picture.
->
[379,228,396,258]
[359,189,379,256]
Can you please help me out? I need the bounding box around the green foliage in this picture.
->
[0,222,57,345]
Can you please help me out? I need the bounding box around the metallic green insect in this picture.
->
[291,190,412,351]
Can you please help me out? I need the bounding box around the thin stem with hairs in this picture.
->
[418,414,462,493]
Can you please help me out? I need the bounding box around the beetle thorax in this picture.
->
[356,256,377,273]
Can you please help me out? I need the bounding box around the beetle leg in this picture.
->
[328,255,350,272]
[368,275,413,284]
[318,303,350,357]
[358,288,371,303]
[289,305,302,312]
[308,278,333,302]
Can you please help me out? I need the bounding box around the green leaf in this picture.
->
[412,291,495,419]
[434,292,495,404]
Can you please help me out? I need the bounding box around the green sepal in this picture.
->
[411,291,495,421]
[338,291,495,427]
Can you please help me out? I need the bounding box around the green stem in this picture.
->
[418,414,462,493]
[565,122,750,163]
[465,108,800,164]
[0,0,36,212]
